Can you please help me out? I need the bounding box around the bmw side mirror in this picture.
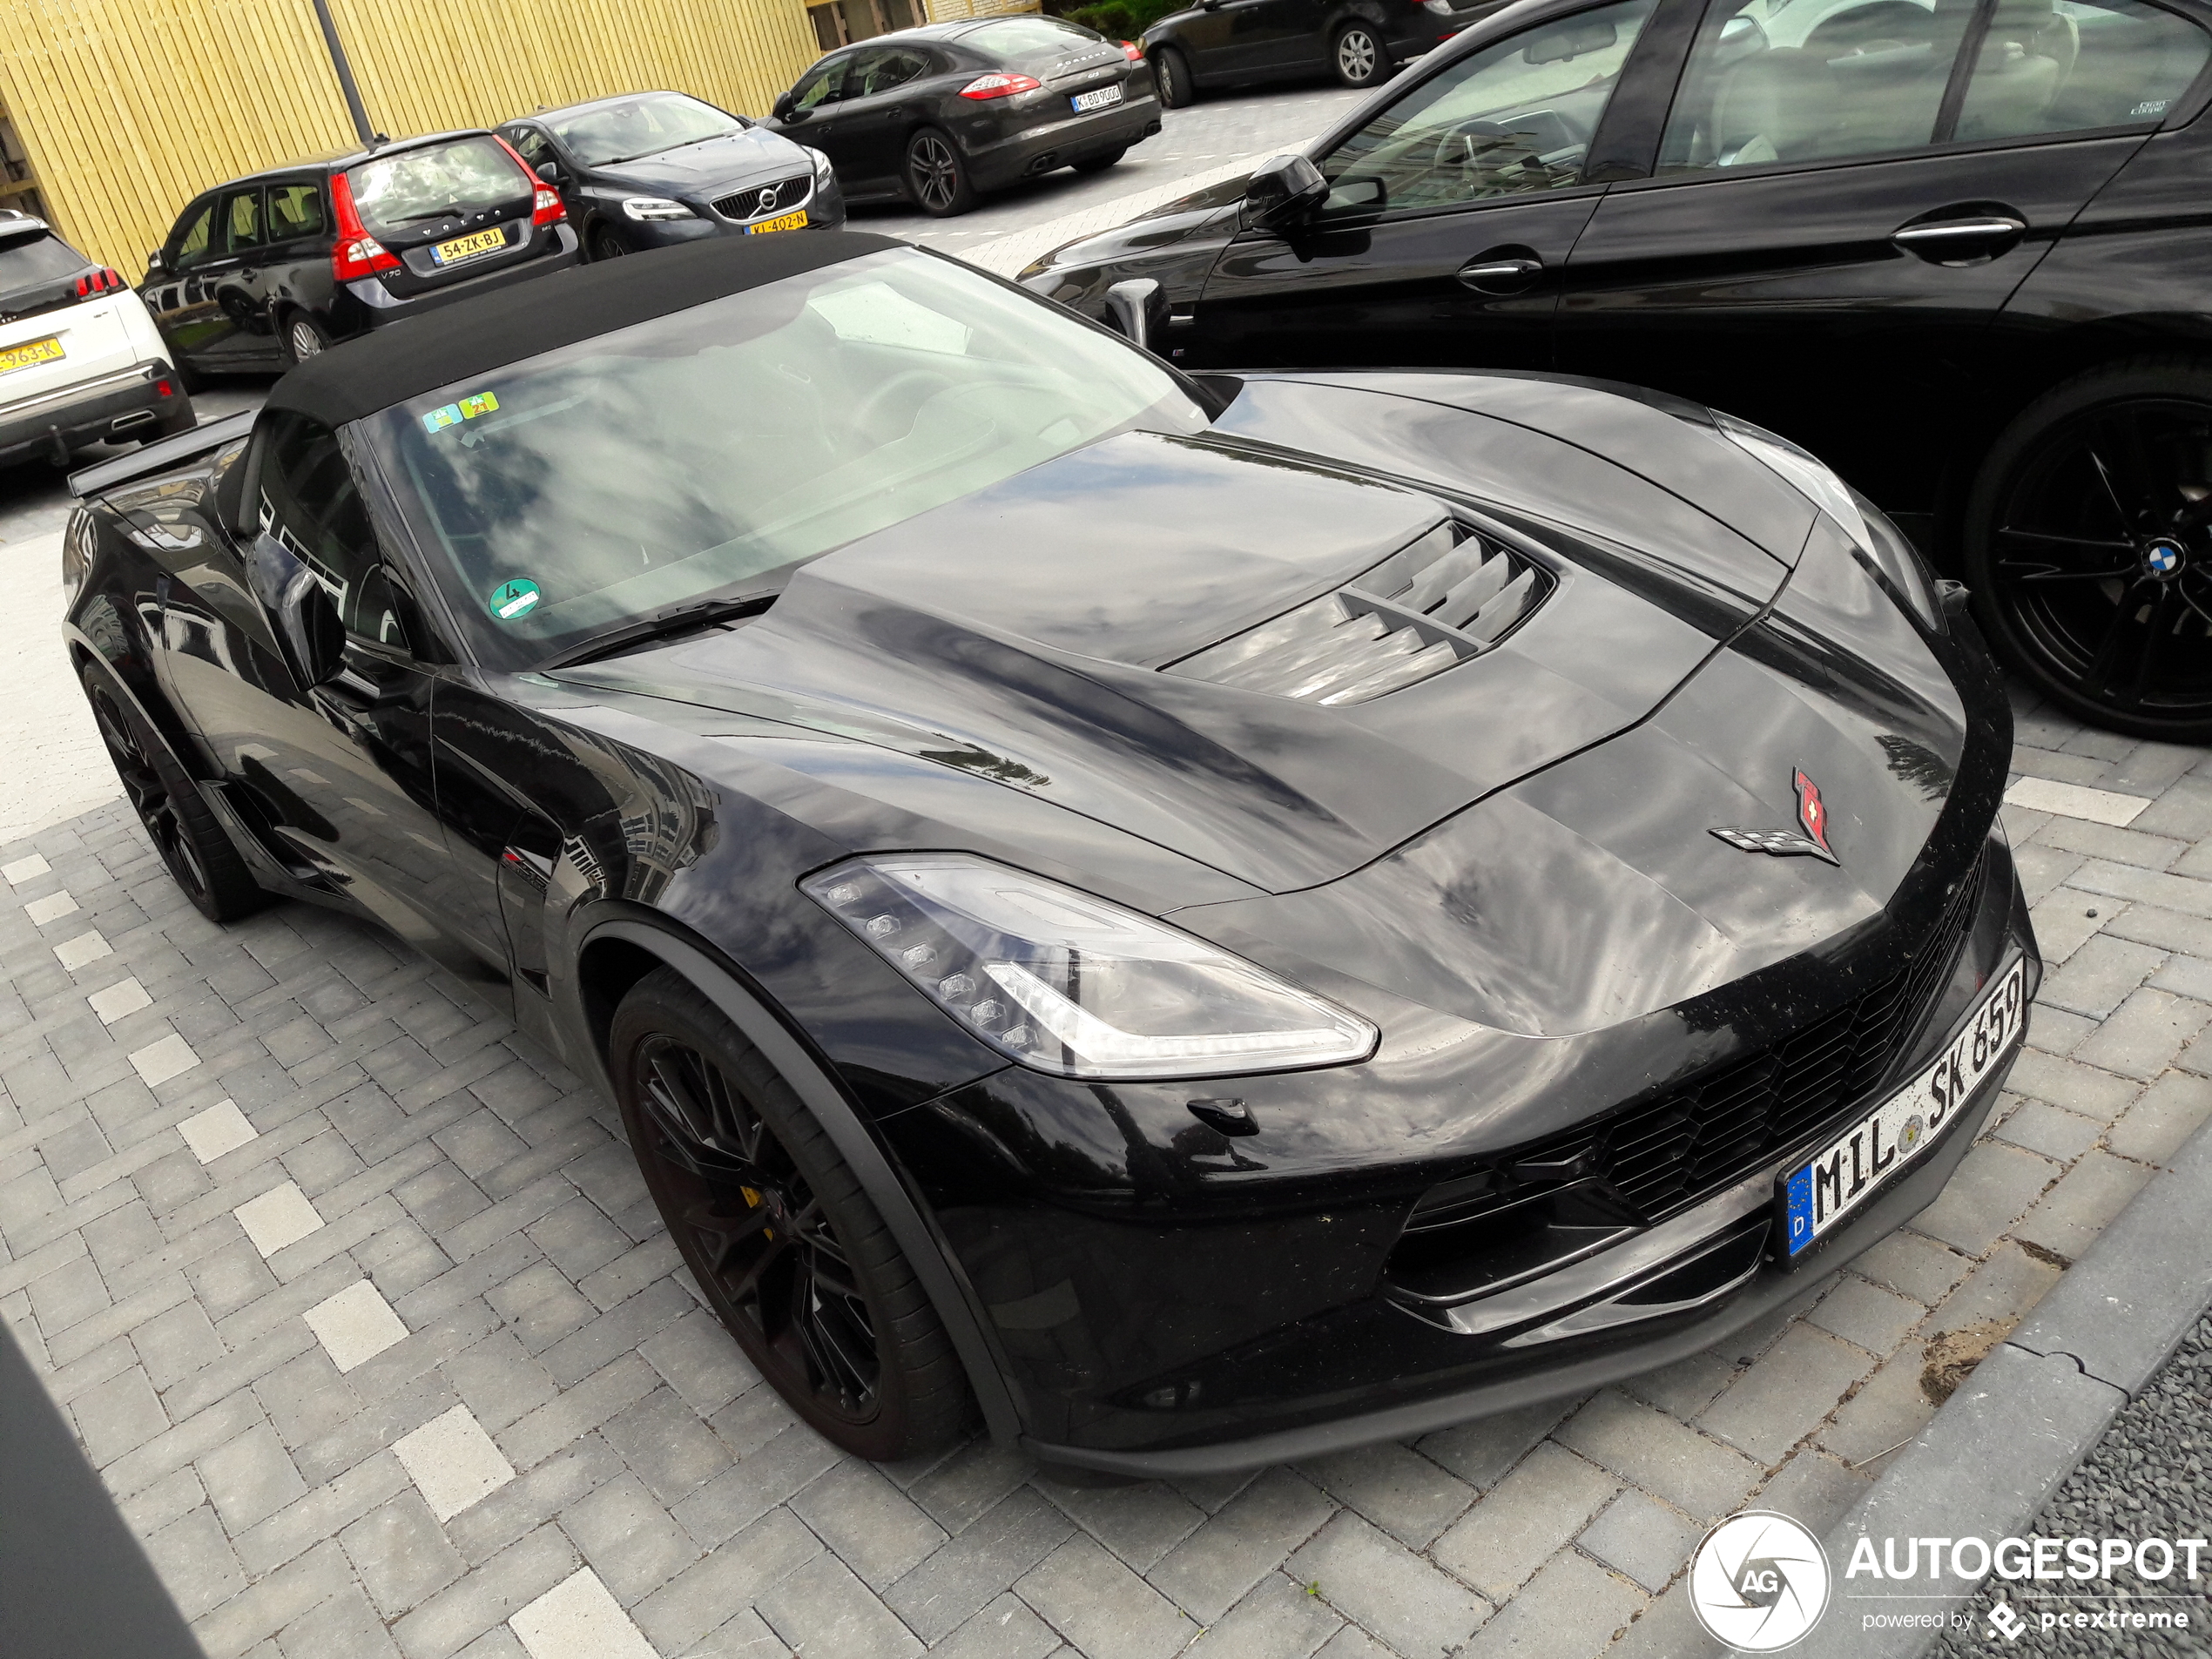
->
[1243,153,1326,231]
[145,249,168,277]
[1103,278,1168,354]
[246,532,346,690]
[772,91,798,119]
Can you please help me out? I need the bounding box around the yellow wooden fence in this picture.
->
[0,0,822,273]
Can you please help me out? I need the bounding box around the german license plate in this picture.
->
[431,227,508,266]
[1779,954,2027,1258]
[745,210,809,235]
[0,335,64,375]
[1071,84,1124,111]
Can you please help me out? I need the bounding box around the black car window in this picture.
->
[0,229,84,293]
[854,47,933,95]
[1660,0,1971,170]
[344,138,529,239]
[1318,0,1656,218]
[1952,0,2209,139]
[255,412,406,649]
[503,125,554,166]
[220,187,265,254]
[169,199,217,270]
[547,92,747,166]
[792,57,853,110]
[266,182,325,242]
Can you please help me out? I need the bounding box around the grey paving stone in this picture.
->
[1756,1447,1871,1535]
[1554,1392,1762,1522]
[2107,1069,2212,1162]
[254,1346,363,1451]
[28,1248,111,1332]
[884,1486,1075,1642]
[1578,1489,1702,1594]
[561,1468,702,1603]
[2005,1048,2147,1123]
[677,1608,796,1659]
[1817,1342,1940,1470]
[632,1507,822,1656]
[2038,934,2167,1019]
[275,1581,405,1659]
[199,1417,309,1534]
[1804,1275,1925,1356]
[145,1502,247,1620]
[1925,1242,2064,1339]
[1852,1230,1971,1306]
[2071,987,2211,1079]
[1290,1510,1491,1659]
[789,1458,949,1589]
[1037,1472,1204,1570]
[496,1352,660,1473]
[598,1383,733,1507]
[537,1277,691,1388]
[637,1310,759,1418]
[71,1361,170,1466]
[389,1521,579,1659]
[757,1550,926,1659]
[1697,1325,1878,1463]
[1432,1439,1617,1602]
[121,1464,207,1541]
[1993,1097,2105,1163]
[237,1448,413,1576]
[1461,1546,1645,1659]
[342,1490,469,1618]
[928,1591,1065,1659]
[1297,1439,1474,1551]
[1147,1465,1332,1624]
[2013,1146,2155,1263]
[907,1436,1035,1533]
[1910,1140,2060,1256]
[674,1419,840,1547]
[447,1434,624,1568]
[1017,1531,1198,1659]
[445,1328,558,1436]
[193,1535,358,1659]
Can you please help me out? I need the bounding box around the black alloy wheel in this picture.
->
[905,128,975,217]
[284,313,328,366]
[1334,24,1385,86]
[1153,46,1194,108]
[588,221,630,261]
[80,663,263,922]
[1966,358,2212,741]
[610,968,968,1460]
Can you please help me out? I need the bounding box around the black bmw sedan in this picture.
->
[64,231,2034,1476]
[497,91,846,262]
[765,16,1162,214]
[1026,0,2212,743]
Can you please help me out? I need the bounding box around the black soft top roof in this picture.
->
[266,230,901,429]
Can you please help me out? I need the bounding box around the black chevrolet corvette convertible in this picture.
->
[63,231,2036,1476]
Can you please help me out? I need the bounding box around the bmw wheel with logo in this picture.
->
[59,232,2040,1475]
[1966,357,2212,741]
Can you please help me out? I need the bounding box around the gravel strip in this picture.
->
[1933,1312,2212,1657]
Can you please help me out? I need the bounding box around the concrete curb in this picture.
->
[1800,1108,2212,1657]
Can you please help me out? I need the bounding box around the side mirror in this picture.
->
[246,532,346,690]
[1242,153,1327,231]
[772,91,797,119]
[1103,278,1168,353]
[535,160,561,184]
[145,249,168,277]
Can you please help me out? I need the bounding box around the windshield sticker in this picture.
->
[488,577,541,621]
[424,390,501,435]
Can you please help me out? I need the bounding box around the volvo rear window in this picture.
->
[345,138,529,239]
[0,231,85,296]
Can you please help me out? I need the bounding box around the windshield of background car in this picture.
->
[551,93,748,166]
[345,138,529,239]
[1318,0,1655,215]
[0,231,84,298]
[363,247,1211,670]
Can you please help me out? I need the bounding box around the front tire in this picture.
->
[1152,46,1195,107]
[904,128,975,216]
[1332,22,1386,86]
[610,968,969,1461]
[1965,356,2212,742]
[588,221,630,261]
[81,662,264,923]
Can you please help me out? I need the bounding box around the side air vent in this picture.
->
[1163,520,1549,705]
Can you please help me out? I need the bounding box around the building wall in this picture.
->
[0,0,821,273]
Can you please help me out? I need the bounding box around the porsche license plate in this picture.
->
[1779,954,2027,1258]
[0,335,64,375]
[745,210,809,234]
[431,227,508,266]
[1071,84,1124,111]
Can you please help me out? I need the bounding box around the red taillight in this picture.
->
[1122,39,1143,60]
[155,379,174,397]
[73,266,125,298]
[960,72,1042,99]
[330,171,401,282]
[493,134,567,226]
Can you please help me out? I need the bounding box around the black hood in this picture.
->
[590,126,814,197]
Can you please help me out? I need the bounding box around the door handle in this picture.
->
[1891,215,2026,261]
[1458,256,1543,294]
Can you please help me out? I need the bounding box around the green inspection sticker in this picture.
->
[488,578,541,621]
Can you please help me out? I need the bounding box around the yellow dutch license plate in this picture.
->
[745,210,809,235]
[432,227,508,266]
[0,336,64,375]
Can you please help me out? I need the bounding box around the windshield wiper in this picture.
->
[541,590,777,670]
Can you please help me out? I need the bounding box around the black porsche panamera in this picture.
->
[63,231,2037,1477]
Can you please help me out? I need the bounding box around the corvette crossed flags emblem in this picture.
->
[1711,768,1839,865]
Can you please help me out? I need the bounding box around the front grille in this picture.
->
[712,175,812,222]
[1164,520,1549,705]
[1414,850,1988,1231]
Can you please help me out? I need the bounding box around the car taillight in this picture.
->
[155,379,175,398]
[73,266,125,298]
[493,134,567,226]
[1122,40,1143,60]
[330,172,401,282]
[960,72,1042,99]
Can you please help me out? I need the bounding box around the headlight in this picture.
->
[803,854,1378,1079]
[620,197,695,221]
[1715,411,1942,632]
[807,145,835,185]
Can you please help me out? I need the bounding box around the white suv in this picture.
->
[1,209,194,468]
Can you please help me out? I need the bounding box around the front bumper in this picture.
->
[968,93,1163,191]
[0,362,193,466]
[618,173,848,250]
[886,826,2037,1474]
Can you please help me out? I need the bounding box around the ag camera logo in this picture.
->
[1690,1511,1831,1651]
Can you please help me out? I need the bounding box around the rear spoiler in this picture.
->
[67,408,257,501]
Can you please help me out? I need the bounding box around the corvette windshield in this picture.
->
[364,247,1209,667]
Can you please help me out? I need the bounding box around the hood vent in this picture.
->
[1163,521,1548,705]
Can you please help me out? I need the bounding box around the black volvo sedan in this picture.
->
[497,91,846,262]
[1025,0,2212,744]
[64,232,2034,1475]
